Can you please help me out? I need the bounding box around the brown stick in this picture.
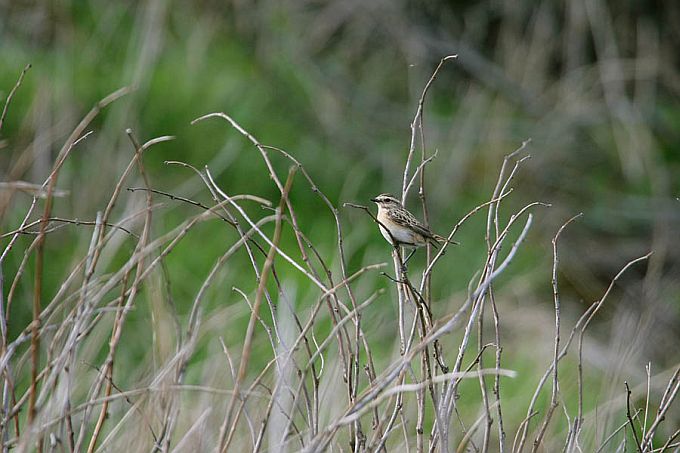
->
[218,167,296,452]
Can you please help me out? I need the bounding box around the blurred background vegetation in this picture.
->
[1,0,679,450]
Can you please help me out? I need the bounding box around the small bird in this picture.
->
[371,193,453,251]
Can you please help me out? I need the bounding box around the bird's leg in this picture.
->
[403,249,417,266]
[393,246,408,274]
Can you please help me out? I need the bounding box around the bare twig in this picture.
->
[514,252,652,453]
[625,382,643,452]
[0,64,31,134]
[531,213,582,452]
[401,54,457,203]
[218,167,296,452]
[19,86,129,449]
[641,366,680,450]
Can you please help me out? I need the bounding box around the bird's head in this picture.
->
[371,193,402,208]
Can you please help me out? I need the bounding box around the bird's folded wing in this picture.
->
[412,223,437,240]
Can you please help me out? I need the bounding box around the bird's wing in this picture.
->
[411,222,437,240]
[390,209,437,239]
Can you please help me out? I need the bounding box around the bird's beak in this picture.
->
[370,197,378,202]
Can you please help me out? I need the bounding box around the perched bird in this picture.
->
[370,193,453,251]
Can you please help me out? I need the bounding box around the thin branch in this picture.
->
[531,213,583,452]
[218,167,296,453]
[514,252,652,453]
[625,382,643,452]
[401,54,458,202]
[0,64,31,134]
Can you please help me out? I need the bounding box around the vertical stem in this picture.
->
[218,167,296,452]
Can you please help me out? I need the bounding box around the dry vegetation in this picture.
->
[1,1,680,452]
[0,56,678,452]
